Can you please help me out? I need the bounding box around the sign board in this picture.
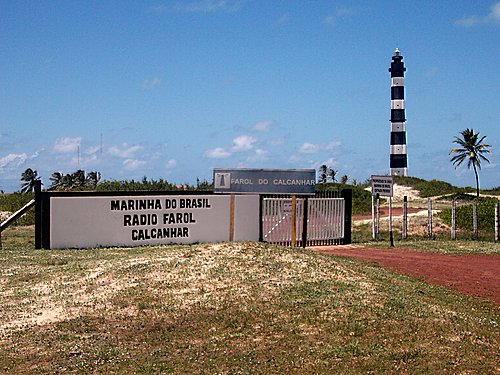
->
[371,175,393,197]
[213,168,316,195]
[49,194,259,249]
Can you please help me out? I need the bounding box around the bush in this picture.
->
[483,186,500,196]
[438,197,500,232]
[96,178,213,192]
[316,183,372,215]
[0,193,35,226]
[393,176,461,197]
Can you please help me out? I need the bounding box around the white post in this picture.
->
[473,201,478,240]
[372,195,375,240]
[402,196,407,239]
[495,203,499,242]
[389,196,394,247]
[428,198,433,238]
[451,199,456,240]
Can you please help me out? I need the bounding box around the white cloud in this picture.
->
[53,137,82,153]
[123,159,147,171]
[205,147,231,159]
[299,142,320,154]
[253,120,272,132]
[173,0,243,13]
[147,4,168,14]
[324,6,355,25]
[299,140,341,154]
[166,159,177,169]
[319,158,340,168]
[0,153,28,169]
[247,148,269,162]
[456,2,500,26]
[204,134,257,159]
[269,137,285,146]
[85,145,101,155]
[232,135,256,152]
[143,76,162,89]
[108,144,144,158]
[325,140,342,151]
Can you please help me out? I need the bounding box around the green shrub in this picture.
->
[438,197,500,232]
[393,176,462,197]
[316,183,372,215]
[483,186,500,196]
[0,193,35,226]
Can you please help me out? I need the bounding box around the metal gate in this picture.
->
[260,189,352,247]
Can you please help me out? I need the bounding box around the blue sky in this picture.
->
[1,0,499,192]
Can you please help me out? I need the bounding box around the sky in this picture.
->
[1,0,499,192]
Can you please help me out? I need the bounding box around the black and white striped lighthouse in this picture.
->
[389,48,408,176]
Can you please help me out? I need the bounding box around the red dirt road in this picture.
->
[311,246,500,305]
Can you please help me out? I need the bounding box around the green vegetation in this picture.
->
[49,169,101,190]
[317,165,337,183]
[393,176,471,197]
[0,232,498,374]
[450,128,492,197]
[0,193,35,226]
[438,196,500,233]
[316,183,372,215]
[483,186,500,196]
[358,236,500,255]
[96,176,213,191]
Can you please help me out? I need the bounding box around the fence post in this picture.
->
[291,195,297,247]
[389,197,394,247]
[341,189,352,245]
[371,195,376,240]
[451,199,456,240]
[229,194,235,242]
[34,180,42,249]
[402,196,407,239]
[259,195,264,242]
[302,197,308,248]
[472,201,478,240]
[428,197,433,238]
[495,203,499,242]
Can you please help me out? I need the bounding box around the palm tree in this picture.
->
[86,171,101,189]
[318,165,328,183]
[450,128,491,197]
[72,170,86,188]
[61,173,75,190]
[328,169,338,183]
[20,168,41,192]
[49,172,64,190]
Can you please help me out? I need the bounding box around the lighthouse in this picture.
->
[389,48,408,176]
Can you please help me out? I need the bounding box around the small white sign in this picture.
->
[371,175,393,197]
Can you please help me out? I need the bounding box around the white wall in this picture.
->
[49,194,260,249]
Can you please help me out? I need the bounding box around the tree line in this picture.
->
[317,165,358,186]
[19,169,213,192]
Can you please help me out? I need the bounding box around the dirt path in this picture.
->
[310,246,500,305]
[352,207,422,220]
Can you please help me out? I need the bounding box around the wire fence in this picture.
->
[368,197,499,242]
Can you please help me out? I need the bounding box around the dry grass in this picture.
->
[0,227,498,374]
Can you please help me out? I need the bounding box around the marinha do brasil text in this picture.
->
[110,198,211,241]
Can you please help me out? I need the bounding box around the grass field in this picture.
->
[0,226,498,374]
